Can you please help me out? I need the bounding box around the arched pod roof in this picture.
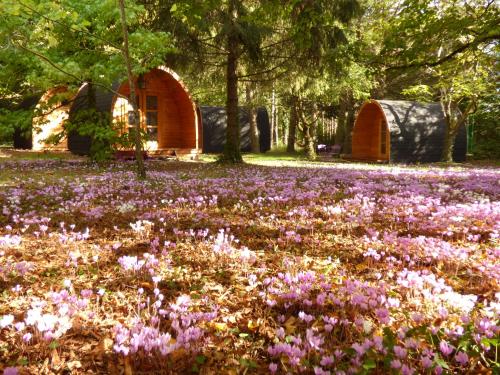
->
[68,66,200,155]
[352,100,467,163]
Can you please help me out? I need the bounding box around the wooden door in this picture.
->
[137,90,163,149]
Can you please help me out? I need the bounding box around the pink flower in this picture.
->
[421,356,433,368]
[3,367,18,375]
[455,351,469,365]
[439,341,453,356]
[401,365,414,375]
[320,355,334,366]
[269,363,278,373]
[394,345,407,359]
[390,359,401,369]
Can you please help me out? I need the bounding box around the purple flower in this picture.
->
[421,356,433,368]
[390,359,401,369]
[314,367,330,375]
[393,345,407,359]
[320,355,334,366]
[269,363,278,373]
[439,340,453,356]
[455,351,469,365]
[401,364,414,375]
[3,367,18,375]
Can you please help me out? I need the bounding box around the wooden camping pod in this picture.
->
[111,67,200,155]
[32,86,72,151]
[35,66,202,156]
[351,100,467,163]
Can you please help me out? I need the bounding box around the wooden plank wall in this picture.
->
[113,68,198,152]
[351,102,390,161]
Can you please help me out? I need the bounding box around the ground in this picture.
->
[0,151,498,374]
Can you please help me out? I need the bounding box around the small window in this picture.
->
[146,112,158,126]
[146,96,158,110]
[128,111,136,125]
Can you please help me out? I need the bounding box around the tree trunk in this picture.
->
[118,0,145,179]
[335,96,347,147]
[222,0,242,163]
[246,82,260,153]
[343,105,355,154]
[271,89,276,147]
[342,91,355,154]
[303,103,318,160]
[441,99,474,162]
[287,95,298,153]
[441,119,456,162]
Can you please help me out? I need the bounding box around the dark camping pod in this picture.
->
[199,106,271,153]
[351,100,467,163]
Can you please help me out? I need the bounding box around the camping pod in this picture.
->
[68,67,200,156]
[351,100,467,163]
[25,67,200,156]
[32,87,72,151]
[199,106,271,153]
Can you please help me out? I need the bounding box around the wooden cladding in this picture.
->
[352,101,390,161]
[113,68,198,152]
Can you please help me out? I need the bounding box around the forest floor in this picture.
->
[0,153,498,374]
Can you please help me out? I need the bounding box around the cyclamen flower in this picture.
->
[439,341,454,356]
[0,314,14,328]
[393,345,407,359]
[298,311,314,324]
[314,367,330,375]
[390,359,401,369]
[455,351,469,365]
[421,356,433,368]
[3,367,18,375]
[320,355,334,366]
[401,364,415,375]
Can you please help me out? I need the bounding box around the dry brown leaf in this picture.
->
[284,316,296,334]
[124,356,134,375]
[51,349,60,366]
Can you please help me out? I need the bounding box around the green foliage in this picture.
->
[1,0,174,157]
[0,108,32,142]
[469,96,500,160]
[401,85,434,102]
[65,109,116,161]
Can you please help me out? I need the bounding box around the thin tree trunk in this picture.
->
[222,0,242,163]
[441,98,474,162]
[271,89,276,147]
[246,82,260,153]
[287,95,298,153]
[118,0,145,179]
[274,106,284,147]
[343,92,355,154]
[303,103,318,160]
[442,121,456,162]
[335,96,346,147]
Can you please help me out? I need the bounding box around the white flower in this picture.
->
[0,314,14,328]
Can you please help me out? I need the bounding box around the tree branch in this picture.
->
[14,42,127,100]
[17,0,122,51]
[386,33,499,71]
